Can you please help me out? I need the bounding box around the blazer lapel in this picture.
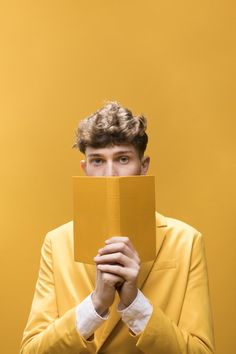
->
[96,213,168,349]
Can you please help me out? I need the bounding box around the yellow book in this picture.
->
[73,175,156,264]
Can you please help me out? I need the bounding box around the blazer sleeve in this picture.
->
[136,232,215,354]
[20,233,96,354]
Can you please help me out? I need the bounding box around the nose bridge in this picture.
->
[105,159,117,176]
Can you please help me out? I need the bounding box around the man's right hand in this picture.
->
[91,268,123,316]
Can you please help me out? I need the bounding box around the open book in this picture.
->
[73,175,156,263]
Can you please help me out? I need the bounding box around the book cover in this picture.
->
[73,175,156,264]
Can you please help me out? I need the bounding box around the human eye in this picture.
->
[118,155,129,164]
[90,158,103,166]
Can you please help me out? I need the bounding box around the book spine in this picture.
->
[106,178,120,236]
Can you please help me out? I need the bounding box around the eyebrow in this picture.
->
[87,150,134,158]
[87,153,103,158]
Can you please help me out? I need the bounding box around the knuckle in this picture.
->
[102,273,111,284]
[129,270,136,280]
[117,252,123,261]
[132,262,140,274]
[115,265,122,274]
[120,243,126,252]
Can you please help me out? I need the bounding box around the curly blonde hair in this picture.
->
[73,101,148,157]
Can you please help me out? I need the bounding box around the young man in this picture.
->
[21,102,214,353]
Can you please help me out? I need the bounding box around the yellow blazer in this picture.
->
[20,213,214,353]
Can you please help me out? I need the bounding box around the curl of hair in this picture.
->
[73,101,148,156]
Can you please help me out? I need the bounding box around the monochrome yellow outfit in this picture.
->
[21,213,214,353]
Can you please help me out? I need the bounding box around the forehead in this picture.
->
[85,144,138,157]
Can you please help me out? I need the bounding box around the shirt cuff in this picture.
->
[76,293,109,339]
[117,289,153,335]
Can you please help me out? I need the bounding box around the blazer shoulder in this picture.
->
[166,216,200,236]
[45,221,73,242]
[157,216,205,266]
[156,211,200,236]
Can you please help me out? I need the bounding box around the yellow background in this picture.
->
[0,1,235,353]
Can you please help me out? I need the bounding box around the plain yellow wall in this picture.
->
[0,1,235,353]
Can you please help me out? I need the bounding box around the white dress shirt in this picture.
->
[76,289,153,339]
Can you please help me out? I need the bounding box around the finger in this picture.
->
[98,242,138,261]
[97,263,139,281]
[96,268,124,286]
[105,237,137,258]
[94,252,132,268]
[105,236,133,250]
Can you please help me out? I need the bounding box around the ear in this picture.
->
[140,156,150,175]
[80,159,87,174]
